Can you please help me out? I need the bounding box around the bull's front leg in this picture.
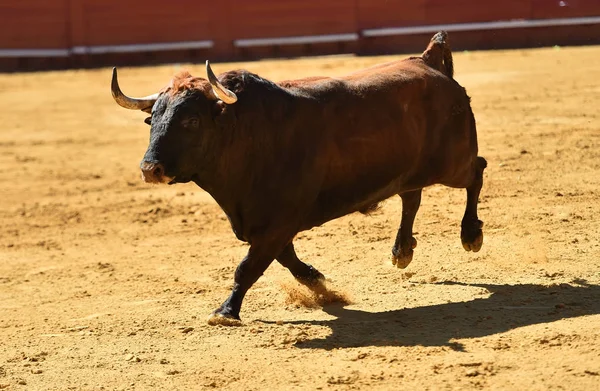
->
[392,189,422,268]
[208,240,284,325]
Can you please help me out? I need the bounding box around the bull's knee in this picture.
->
[477,156,488,171]
[392,237,417,268]
[461,219,483,252]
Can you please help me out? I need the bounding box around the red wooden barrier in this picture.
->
[1,0,600,71]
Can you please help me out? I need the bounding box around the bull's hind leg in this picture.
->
[461,157,487,252]
[277,242,325,287]
[392,189,422,268]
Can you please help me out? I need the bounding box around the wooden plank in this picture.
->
[68,0,86,48]
[425,0,532,24]
[80,0,217,46]
[71,41,213,55]
[0,0,69,49]
[234,33,358,48]
[228,0,357,39]
[361,23,600,56]
[362,16,600,37]
[532,0,600,19]
[356,0,426,29]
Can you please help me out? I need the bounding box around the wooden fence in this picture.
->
[1,0,600,71]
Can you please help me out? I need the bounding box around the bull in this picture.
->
[110,31,487,325]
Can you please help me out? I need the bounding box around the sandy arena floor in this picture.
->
[1,45,599,390]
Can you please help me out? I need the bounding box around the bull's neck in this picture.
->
[191,126,255,238]
[193,87,311,240]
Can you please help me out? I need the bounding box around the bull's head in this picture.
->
[111,61,237,184]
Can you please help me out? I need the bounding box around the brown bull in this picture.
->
[111,31,487,324]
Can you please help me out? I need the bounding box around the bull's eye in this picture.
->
[183,117,200,129]
[144,117,152,125]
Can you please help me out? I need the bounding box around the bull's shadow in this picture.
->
[277,279,600,350]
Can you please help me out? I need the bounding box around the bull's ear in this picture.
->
[212,100,234,127]
[211,100,226,118]
[144,117,152,125]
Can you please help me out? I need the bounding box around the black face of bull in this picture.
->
[110,62,238,186]
[140,91,223,185]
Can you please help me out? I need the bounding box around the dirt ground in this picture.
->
[1,44,599,391]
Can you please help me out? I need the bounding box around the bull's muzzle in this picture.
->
[140,161,173,184]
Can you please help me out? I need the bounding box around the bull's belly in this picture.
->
[301,174,430,231]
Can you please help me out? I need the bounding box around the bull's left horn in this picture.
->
[111,67,159,112]
[206,60,238,104]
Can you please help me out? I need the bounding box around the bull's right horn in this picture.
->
[111,67,159,113]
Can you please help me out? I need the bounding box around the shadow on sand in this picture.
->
[270,280,600,350]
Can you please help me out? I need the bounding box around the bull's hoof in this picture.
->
[207,310,242,326]
[392,237,417,269]
[461,220,484,252]
[296,264,326,287]
[392,252,413,269]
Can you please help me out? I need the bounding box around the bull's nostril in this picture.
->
[152,165,163,178]
[140,162,166,183]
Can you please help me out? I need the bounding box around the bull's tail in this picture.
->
[422,31,454,79]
